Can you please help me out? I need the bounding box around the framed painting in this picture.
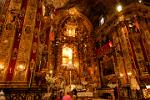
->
[101,57,115,76]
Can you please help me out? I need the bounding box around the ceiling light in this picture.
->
[116,4,122,12]
[100,17,104,25]
[138,0,142,3]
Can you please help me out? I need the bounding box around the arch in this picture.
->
[53,7,93,36]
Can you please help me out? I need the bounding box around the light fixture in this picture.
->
[17,64,26,71]
[74,61,79,68]
[127,72,132,76]
[108,41,113,47]
[49,70,53,74]
[116,4,123,12]
[138,0,142,3]
[0,63,4,71]
[3,39,8,43]
[17,61,26,71]
[146,85,150,89]
[120,73,124,77]
[100,17,105,25]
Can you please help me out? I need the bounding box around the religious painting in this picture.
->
[102,57,115,76]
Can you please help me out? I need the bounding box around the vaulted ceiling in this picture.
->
[54,0,150,28]
[56,0,118,28]
[1,0,150,29]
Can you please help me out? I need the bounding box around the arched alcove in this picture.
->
[47,7,99,88]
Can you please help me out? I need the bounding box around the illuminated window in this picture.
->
[99,17,105,26]
[101,17,105,24]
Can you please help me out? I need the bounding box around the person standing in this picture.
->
[62,92,72,100]
[72,88,77,100]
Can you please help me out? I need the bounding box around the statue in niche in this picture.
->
[14,13,23,34]
[38,30,48,69]
[41,45,48,68]
[39,31,46,44]
[139,60,148,75]
[32,42,38,53]
[12,48,18,60]
[44,3,55,16]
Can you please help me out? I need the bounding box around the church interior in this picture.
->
[0,0,150,99]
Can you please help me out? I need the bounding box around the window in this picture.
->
[99,16,105,26]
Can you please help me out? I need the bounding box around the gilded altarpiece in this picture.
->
[49,10,100,90]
